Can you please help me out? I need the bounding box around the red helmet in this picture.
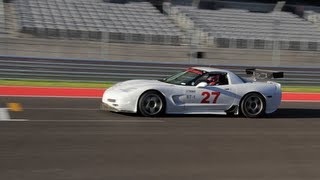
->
[207,74,220,85]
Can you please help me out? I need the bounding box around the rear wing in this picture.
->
[245,68,284,81]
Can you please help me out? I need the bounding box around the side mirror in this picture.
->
[196,82,208,88]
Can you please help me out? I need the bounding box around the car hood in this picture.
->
[113,79,170,89]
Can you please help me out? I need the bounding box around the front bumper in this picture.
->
[100,102,120,112]
[101,87,139,113]
[100,101,136,113]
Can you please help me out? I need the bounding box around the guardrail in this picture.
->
[0,55,319,85]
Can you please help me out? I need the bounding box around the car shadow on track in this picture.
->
[114,112,241,119]
[267,108,320,119]
[102,108,320,119]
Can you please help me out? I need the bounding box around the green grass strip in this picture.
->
[0,80,113,88]
[281,86,320,93]
[0,80,319,93]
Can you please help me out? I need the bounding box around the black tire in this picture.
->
[138,91,165,117]
[240,93,266,118]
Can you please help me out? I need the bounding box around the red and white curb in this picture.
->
[282,92,320,102]
[0,86,104,98]
[1,86,320,102]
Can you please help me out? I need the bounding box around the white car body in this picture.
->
[101,67,282,116]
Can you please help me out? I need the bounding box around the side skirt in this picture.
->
[225,105,239,115]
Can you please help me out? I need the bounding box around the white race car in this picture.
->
[101,67,283,118]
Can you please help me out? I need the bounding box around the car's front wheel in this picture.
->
[240,93,266,118]
[138,91,165,117]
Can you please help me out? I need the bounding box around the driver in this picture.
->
[207,74,220,86]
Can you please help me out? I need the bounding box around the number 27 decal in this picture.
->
[201,91,221,104]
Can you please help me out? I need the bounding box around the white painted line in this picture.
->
[21,119,164,123]
[0,85,105,90]
[0,119,29,122]
[0,108,10,121]
[24,108,99,111]
[0,95,101,99]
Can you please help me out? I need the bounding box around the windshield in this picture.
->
[161,68,205,85]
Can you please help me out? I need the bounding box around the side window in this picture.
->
[207,73,229,86]
[191,73,229,86]
[192,74,209,86]
[219,74,229,85]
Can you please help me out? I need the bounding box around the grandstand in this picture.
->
[13,0,182,45]
[0,0,6,34]
[0,0,319,67]
[170,0,193,6]
[304,10,320,30]
[167,5,320,51]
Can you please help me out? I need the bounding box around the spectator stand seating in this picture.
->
[0,0,6,35]
[167,4,320,51]
[14,0,183,45]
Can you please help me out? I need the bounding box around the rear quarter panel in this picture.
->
[233,82,281,114]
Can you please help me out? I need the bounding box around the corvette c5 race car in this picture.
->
[101,67,283,118]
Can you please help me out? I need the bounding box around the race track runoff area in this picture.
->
[0,96,320,180]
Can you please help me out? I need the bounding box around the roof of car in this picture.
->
[192,67,232,74]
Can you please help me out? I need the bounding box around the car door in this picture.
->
[184,75,237,113]
[194,84,236,112]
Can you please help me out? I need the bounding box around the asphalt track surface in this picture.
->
[1,97,320,180]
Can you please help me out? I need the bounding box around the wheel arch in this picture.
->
[136,89,167,114]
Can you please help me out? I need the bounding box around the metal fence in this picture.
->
[0,55,319,85]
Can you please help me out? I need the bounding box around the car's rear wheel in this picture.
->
[138,91,165,117]
[240,93,265,118]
